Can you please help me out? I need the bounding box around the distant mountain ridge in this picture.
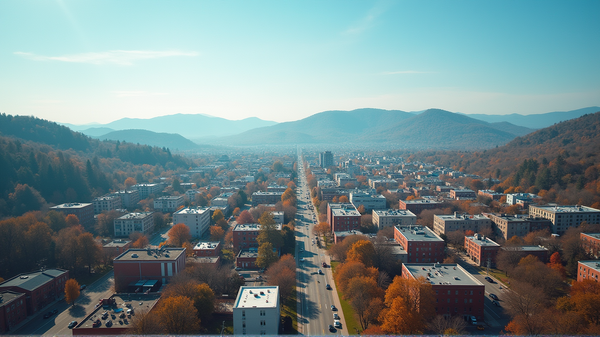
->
[62,113,277,139]
[95,129,202,151]
[461,106,600,129]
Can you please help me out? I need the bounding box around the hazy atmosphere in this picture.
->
[2,0,599,125]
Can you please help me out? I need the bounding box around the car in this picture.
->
[328,325,336,332]
[492,300,500,307]
[318,269,324,275]
[333,313,340,320]
[68,321,78,329]
[334,320,342,329]
[300,258,305,262]
[477,324,485,330]
[43,312,52,319]
[489,293,499,300]
[322,262,327,268]
[106,320,113,327]
[235,267,242,271]
[102,312,109,320]
[80,284,87,291]
[326,284,332,290]
[485,276,494,283]
[470,315,477,325]
[93,319,101,328]
[331,305,337,311]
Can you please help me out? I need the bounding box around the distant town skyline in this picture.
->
[1,0,599,125]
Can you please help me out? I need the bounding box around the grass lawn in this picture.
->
[486,268,511,286]
[281,288,299,334]
[330,261,361,335]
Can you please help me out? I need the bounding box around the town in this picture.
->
[1,147,599,336]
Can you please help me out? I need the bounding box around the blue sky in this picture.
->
[1,0,599,124]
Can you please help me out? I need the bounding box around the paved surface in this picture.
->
[295,152,348,336]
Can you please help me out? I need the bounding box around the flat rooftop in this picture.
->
[436,214,489,221]
[233,223,282,232]
[156,196,183,200]
[175,207,210,215]
[103,240,131,248]
[116,212,153,220]
[235,286,279,309]
[194,241,220,250]
[334,230,364,237]
[114,248,185,262]
[331,208,361,217]
[76,293,161,331]
[579,260,600,272]
[531,205,600,213]
[404,263,484,286]
[582,233,600,240]
[501,245,548,252]
[395,226,443,242]
[50,203,91,209]
[374,209,416,217]
[252,191,283,195]
[402,199,442,204]
[466,235,500,247]
[0,269,68,291]
[0,291,25,306]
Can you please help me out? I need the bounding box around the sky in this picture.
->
[1,0,599,125]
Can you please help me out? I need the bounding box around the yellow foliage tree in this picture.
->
[64,278,80,306]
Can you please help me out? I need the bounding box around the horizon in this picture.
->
[2,0,599,125]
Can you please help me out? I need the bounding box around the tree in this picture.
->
[154,296,200,334]
[236,210,254,224]
[339,195,349,203]
[379,276,435,334]
[256,242,277,269]
[328,234,369,262]
[193,283,215,322]
[168,223,192,247]
[266,262,296,300]
[257,213,284,248]
[346,240,376,267]
[503,280,548,335]
[210,226,225,241]
[346,276,384,330]
[129,310,162,334]
[132,235,149,248]
[312,222,330,237]
[124,177,137,189]
[65,214,80,227]
[211,209,224,224]
[429,315,467,335]
[78,232,101,274]
[334,260,378,293]
[64,278,80,306]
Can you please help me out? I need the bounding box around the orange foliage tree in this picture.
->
[154,296,200,334]
[168,223,192,247]
[379,276,435,334]
[346,240,376,267]
[334,261,378,293]
[210,226,225,241]
[132,235,149,248]
[64,278,80,305]
[339,195,349,203]
[236,210,254,224]
[65,214,80,227]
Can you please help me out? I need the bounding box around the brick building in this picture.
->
[372,209,417,230]
[333,230,364,244]
[581,233,600,259]
[528,205,600,235]
[464,234,500,268]
[485,213,553,240]
[0,269,69,316]
[394,226,445,263]
[236,250,259,269]
[433,213,491,236]
[232,223,282,251]
[327,203,361,232]
[399,199,443,215]
[102,239,132,259]
[0,291,27,334]
[577,260,600,282]
[50,203,94,229]
[450,189,477,200]
[500,245,550,263]
[113,248,186,292]
[193,241,221,257]
[477,190,504,201]
[402,263,485,321]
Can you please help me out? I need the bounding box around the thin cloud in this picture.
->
[14,50,199,65]
[383,71,436,75]
[113,91,169,97]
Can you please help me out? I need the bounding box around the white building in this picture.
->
[233,286,280,335]
[132,183,162,199]
[528,205,600,235]
[172,207,211,238]
[372,209,417,230]
[153,195,184,213]
[350,191,387,211]
[92,195,121,214]
[114,212,154,237]
[112,190,140,208]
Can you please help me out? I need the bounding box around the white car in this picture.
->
[334,320,342,329]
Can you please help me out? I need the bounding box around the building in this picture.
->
[111,190,140,209]
[0,269,69,316]
[172,207,211,238]
[333,230,364,244]
[477,190,504,201]
[233,286,280,335]
[0,291,27,334]
[50,203,94,229]
[394,226,445,263]
[506,193,538,206]
[528,205,600,235]
[193,241,221,257]
[272,211,285,224]
[132,183,162,199]
[327,203,361,232]
[349,191,387,211]
[581,233,600,259]
[577,260,600,282]
[114,212,154,238]
[236,250,259,269]
[233,223,283,250]
[92,195,121,214]
[103,239,132,259]
[450,189,477,200]
[500,245,550,263]
[402,263,485,321]
[464,234,501,268]
[485,213,553,240]
[319,151,334,168]
[319,188,350,202]
[113,248,186,292]
[433,213,492,236]
[251,191,283,207]
[72,293,161,336]
[372,209,417,230]
[399,199,443,214]
[153,195,184,213]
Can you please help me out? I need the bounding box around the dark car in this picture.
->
[93,320,101,328]
[80,284,86,291]
[489,293,499,300]
[318,269,324,275]
[331,305,337,311]
[485,276,494,283]
[492,300,500,307]
[328,325,336,332]
[326,284,332,290]
[43,312,52,319]
[68,321,78,329]
[322,262,327,268]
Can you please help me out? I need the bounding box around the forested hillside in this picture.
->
[404,111,600,207]
[0,114,194,218]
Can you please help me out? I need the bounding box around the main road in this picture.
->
[295,150,348,335]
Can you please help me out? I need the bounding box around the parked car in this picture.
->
[333,313,340,320]
[43,312,52,319]
[80,284,87,291]
[326,284,332,290]
[477,324,485,330]
[328,325,336,332]
[93,320,101,328]
[331,305,337,311]
[334,320,342,328]
[492,300,500,307]
[318,269,324,275]
[470,315,477,325]
[485,276,494,283]
[489,293,499,300]
[322,262,327,268]
[68,321,78,329]
[106,320,113,327]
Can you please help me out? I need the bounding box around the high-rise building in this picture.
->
[319,151,334,168]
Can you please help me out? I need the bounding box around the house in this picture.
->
[0,291,27,333]
[577,260,600,282]
[464,234,500,268]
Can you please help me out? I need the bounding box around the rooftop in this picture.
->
[582,233,600,240]
[331,208,361,217]
[155,195,183,200]
[114,248,185,262]
[501,245,548,252]
[466,234,500,247]
[395,226,444,242]
[374,209,416,217]
[334,230,364,237]
[50,203,92,209]
[116,212,153,220]
[404,263,484,286]
[0,269,68,291]
[174,207,210,215]
[194,241,220,250]
[402,199,443,204]
[252,191,283,196]
[579,260,600,271]
[233,223,282,232]
[234,286,279,309]
[530,205,600,213]
[0,290,25,306]
[103,239,132,248]
[436,213,489,221]
[75,293,161,331]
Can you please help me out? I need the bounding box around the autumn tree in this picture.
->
[168,223,192,247]
[256,242,277,269]
[210,226,225,241]
[132,235,149,248]
[236,210,254,224]
[78,232,101,274]
[346,276,384,330]
[154,296,200,334]
[193,283,216,322]
[64,278,80,306]
[503,280,548,335]
[312,222,330,237]
[379,276,435,334]
[346,240,376,267]
[124,177,137,189]
[129,310,162,334]
[556,279,600,327]
[257,213,284,248]
[547,251,567,279]
[339,195,349,203]
[334,260,378,293]
[266,255,296,300]
[328,234,369,262]
[211,209,224,224]
[65,214,80,227]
